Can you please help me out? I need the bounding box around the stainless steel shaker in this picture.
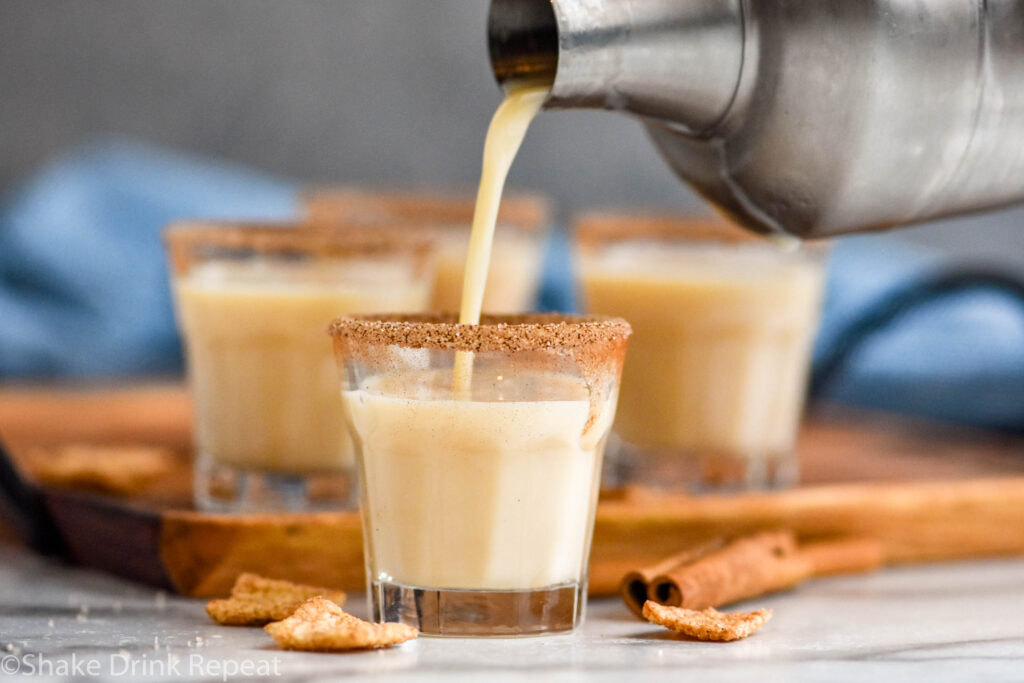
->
[488,0,1024,238]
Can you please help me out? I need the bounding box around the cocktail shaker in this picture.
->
[488,0,1024,237]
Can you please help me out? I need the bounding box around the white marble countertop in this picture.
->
[1,544,1022,682]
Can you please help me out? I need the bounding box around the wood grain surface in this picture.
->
[0,383,192,451]
[3,383,1024,597]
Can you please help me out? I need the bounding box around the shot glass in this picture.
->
[305,188,550,313]
[574,212,827,492]
[165,222,433,512]
[330,313,631,636]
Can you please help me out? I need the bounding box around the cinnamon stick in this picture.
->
[619,538,724,617]
[631,533,886,613]
[649,532,807,609]
[799,536,885,577]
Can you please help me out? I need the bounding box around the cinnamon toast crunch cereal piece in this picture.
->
[642,601,771,642]
[265,597,417,651]
[206,573,346,626]
[30,445,176,496]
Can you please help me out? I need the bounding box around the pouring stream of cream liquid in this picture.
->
[453,84,548,395]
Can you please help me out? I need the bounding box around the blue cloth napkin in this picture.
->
[812,237,1024,430]
[3,140,1023,431]
[0,141,297,377]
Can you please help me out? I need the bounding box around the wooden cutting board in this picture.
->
[2,383,1024,598]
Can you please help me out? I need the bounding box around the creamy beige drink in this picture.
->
[304,190,549,313]
[166,224,432,511]
[577,215,826,488]
[430,230,541,313]
[330,313,630,635]
[178,260,429,475]
[454,85,547,392]
[330,85,632,635]
[344,369,612,590]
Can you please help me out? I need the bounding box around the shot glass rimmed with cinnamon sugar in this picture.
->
[330,313,631,636]
[165,222,434,513]
[574,211,828,493]
[305,188,550,313]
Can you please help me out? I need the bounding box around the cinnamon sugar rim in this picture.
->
[329,313,632,353]
[304,188,551,233]
[573,211,827,249]
[164,220,433,254]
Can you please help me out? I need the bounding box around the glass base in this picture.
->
[615,441,798,494]
[371,580,584,637]
[194,457,355,512]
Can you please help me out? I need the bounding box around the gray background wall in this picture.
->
[3,0,1023,264]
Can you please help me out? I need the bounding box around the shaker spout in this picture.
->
[488,0,745,135]
[489,0,1024,238]
[488,0,559,87]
